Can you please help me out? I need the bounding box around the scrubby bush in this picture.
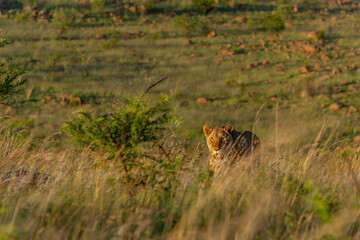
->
[249,12,285,32]
[137,0,156,14]
[175,14,212,37]
[192,0,214,14]
[51,7,78,35]
[62,92,182,191]
[175,14,198,37]
[90,0,106,14]
[0,32,27,103]
[260,12,285,32]
[277,0,292,14]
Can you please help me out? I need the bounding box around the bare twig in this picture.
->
[110,113,122,123]
[77,48,93,77]
[139,77,168,100]
[152,140,171,161]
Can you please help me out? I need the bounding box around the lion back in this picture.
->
[227,130,261,164]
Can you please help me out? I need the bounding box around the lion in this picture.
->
[203,125,261,175]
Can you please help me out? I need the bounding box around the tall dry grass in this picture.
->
[0,123,360,240]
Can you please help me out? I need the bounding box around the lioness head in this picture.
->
[203,125,234,159]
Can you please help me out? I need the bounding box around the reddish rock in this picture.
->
[349,105,358,112]
[207,30,217,38]
[140,18,149,23]
[129,6,137,12]
[285,22,292,28]
[235,16,247,23]
[122,32,131,38]
[293,4,298,13]
[228,1,236,8]
[296,66,310,73]
[184,39,193,45]
[196,97,207,103]
[222,49,234,56]
[270,97,280,102]
[332,68,341,75]
[262,60,271,66]
[329,102,344,111]
[345,64,357,71]
[307,31,317,39]
[95,34,106,39]
[303,45,317,53]
[135,31,146,37]
[246,63,254,69]
[314,62,321,70]
[301,90,309,98]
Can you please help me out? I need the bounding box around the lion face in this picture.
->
[203,125,234,159]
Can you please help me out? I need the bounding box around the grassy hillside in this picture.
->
[0,0,360,239]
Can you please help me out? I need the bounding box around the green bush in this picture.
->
[51,7,78,35]
[175,14,211,37]
[192,0,214,14]
[260,12,285,32]
[137,0,156,14]
[175,14,198,37]
[0,32,27,103]
[277,0,292,15]
[62,94,182,191]
[90,0,106,14]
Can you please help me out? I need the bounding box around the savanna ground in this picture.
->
[1,0,360,239]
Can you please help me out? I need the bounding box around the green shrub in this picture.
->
[15,10,31,21]
[1,118,34,140]
[51,7,78,35]
[175,14,198,37]
[197,18,212,36]
[62,93,181,191]
[175,14,211,37]
[90,0,106,14]
[137,0,156,14]
[277,0,292,15]
[260,12,285,32]
[0,32,27,103]
[192,0,214,14]
[315,30,325,40]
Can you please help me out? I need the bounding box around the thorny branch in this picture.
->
[139,77,168,100]
[152,140,171,162]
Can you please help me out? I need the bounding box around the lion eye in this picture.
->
[210,138,214,142]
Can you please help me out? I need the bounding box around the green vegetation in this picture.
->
[0,0,360,239]
[0,32,26,103]
[51,7,78,35]
[192,0,214,14]
[260,12,285,32]
[62,87,181,190]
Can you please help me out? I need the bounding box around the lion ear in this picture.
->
[203,125,212,137]
[224,125,234,134]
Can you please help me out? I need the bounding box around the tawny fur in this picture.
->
[203,125,261,175]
